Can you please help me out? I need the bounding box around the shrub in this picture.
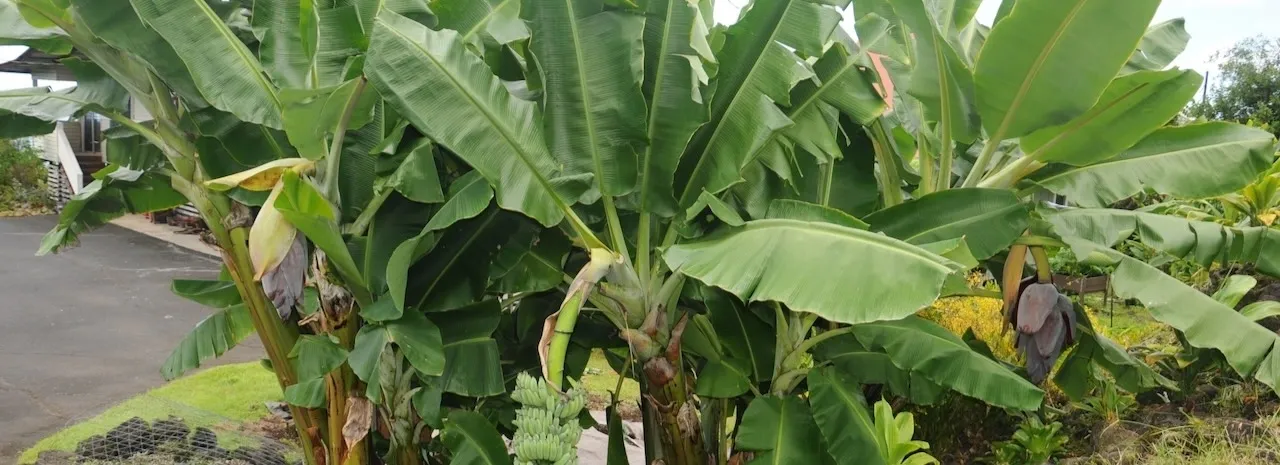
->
[0,141,51,212]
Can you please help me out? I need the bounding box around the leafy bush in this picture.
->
[0,141,50,212]
[988,416,1069,465]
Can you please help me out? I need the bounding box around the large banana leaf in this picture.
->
[1123,18,1190,74]
[1042,207,1280,275]
[674,0,841,207]
[0,59,128,138]
[387,172,495,311]
[1111,256,1280,389]
[664,219,960,325]
[131,0,284,128]
[735,396,830,464]
[636,0,712,216]
[1031,123,1277,207]
[808,367,886,465]
[350,310,447,389]
[864,188,1027,260]
[70,0,206,108]
[1053,321,1175,400]
[441,411,513,465]
[812,333,943,404]
[252,0,316,89]
[161,304,256,381]
[0,0,69,54]
[525,0,647,198]
[428,301,505,397]
[161,278,256,380]
[366,10,587,227]
[893,0,979,143]
[848,316,1044,411]
[1021,69,1203,165]
[696,284,776,382]
[38,166,187,255]
[432,0,528,44]
[974,0,1160,140]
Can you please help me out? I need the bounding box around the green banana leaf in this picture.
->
[893,0,979,144]
[130,0,284,128]
[808,366,887,465]
[1031,122,1277,207]
[674,0,841,207]
[849,316,1044,411]
[366,10,587,227]
[864,188,1028,260]
[1111,256,1280,389]
[525,0,647,199]
[634,0,713,216]
[735,395,831,464]
[1122,18,1190,74]
[1022,69,1203,166]
[665,219,961,325]
[974,0,1160,140]
[441,410,514,465]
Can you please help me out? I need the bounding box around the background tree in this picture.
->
[1189,36,1280,135]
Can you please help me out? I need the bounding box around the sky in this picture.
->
[712,0,1279,82]
[0,0,1273,92]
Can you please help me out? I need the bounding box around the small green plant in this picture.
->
[988,416,1069,465]
[873,400,940,465]
[1075,379,1138,424]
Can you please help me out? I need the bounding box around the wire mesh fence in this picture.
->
[30,395,299,465]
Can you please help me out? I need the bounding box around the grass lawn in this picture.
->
[20,363,284,464]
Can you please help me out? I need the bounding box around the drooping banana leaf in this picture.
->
[251,0,317,89]
[1110,256,1280,390]
[38,166,187,255]
[0,0,70,54]
[1030,123,1277,207]
[848,316,1044,411]
[807,366,889,465]
[735,395,831,464]
[441,410,515,465]
[1041,206,1280,277]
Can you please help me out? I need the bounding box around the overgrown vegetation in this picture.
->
[7,0,1280,464]
[0,140,51,215]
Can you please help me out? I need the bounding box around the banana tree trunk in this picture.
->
[642,356,706,464]
[190,191,325,465]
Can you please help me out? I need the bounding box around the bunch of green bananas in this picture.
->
[511,373,587,465]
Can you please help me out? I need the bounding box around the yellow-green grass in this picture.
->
[20,363,284,464]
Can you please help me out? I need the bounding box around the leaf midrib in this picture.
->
[379,21,568,215]
[736,219,955,273]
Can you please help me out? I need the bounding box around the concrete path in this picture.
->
[0,216,262,462]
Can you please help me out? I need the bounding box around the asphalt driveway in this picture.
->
[0,215,262,462]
